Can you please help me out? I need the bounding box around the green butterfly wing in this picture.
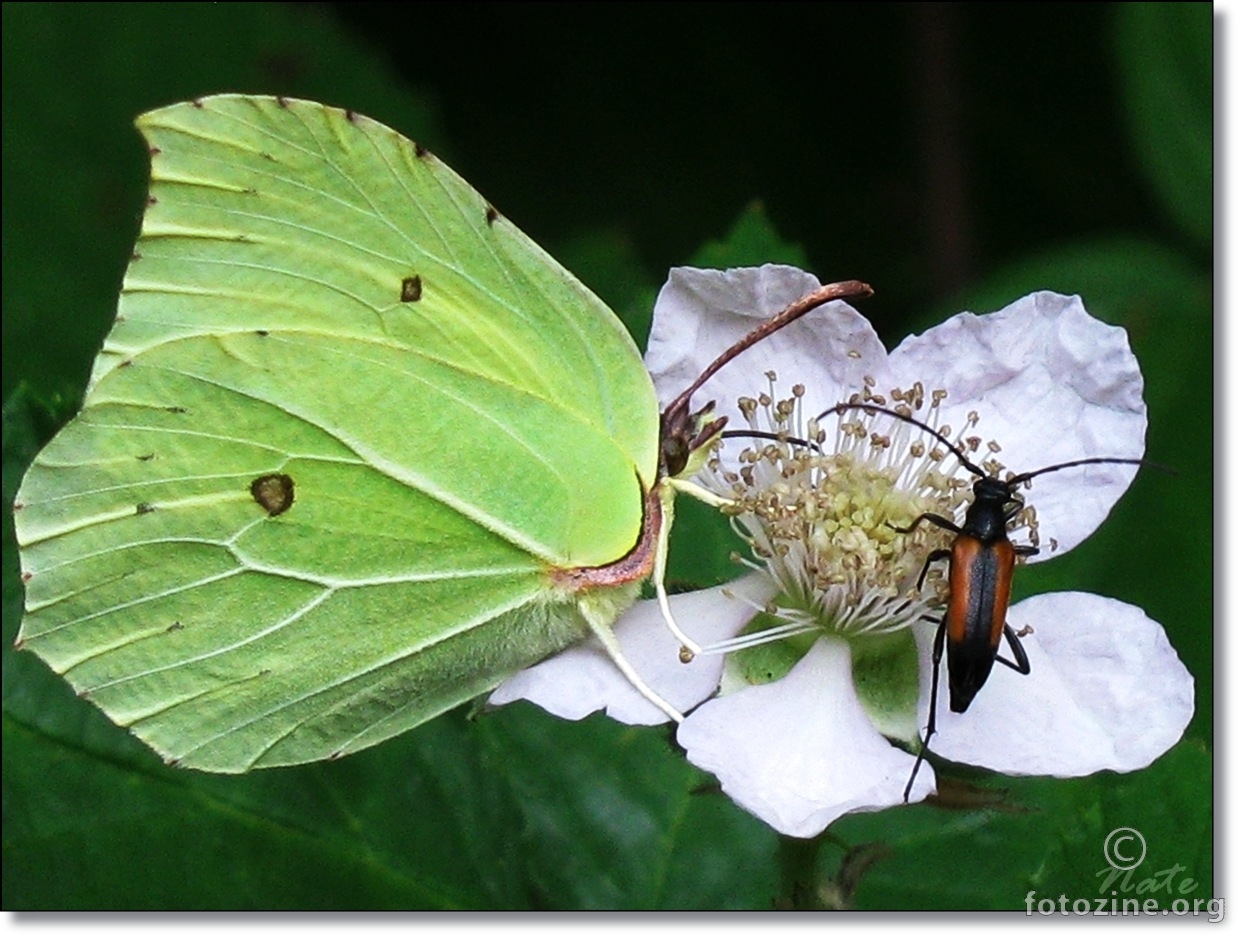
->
[14,95,661,772]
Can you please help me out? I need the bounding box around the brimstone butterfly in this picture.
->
[14,95,868,772]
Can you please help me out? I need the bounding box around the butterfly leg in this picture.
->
[667,475,733,509]
[649,482,722,660]
[578,599,685,724]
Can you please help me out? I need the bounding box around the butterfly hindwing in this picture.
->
[15,95,659,771]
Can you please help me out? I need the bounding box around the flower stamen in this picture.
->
[700,374,1036,667]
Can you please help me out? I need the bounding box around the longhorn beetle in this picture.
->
[820,401,1147,801]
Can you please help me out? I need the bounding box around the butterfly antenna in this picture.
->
[578,598,685,724]
[660,280,872,477]
[663,280,873,427]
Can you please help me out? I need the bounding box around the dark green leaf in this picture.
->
[1113,3,1211,249]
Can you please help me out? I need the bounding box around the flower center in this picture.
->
[703,374,1028,659]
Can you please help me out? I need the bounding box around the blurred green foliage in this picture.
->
[3,2,1211,910]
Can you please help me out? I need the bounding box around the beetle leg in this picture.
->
[914,548,952,590]
[994,623,1032,674]
[888,513,957,590]
[904,616,947,802]
[888,512,961,536]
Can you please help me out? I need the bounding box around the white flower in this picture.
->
[492,265,1195,839]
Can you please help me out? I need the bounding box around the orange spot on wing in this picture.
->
[947,536,982,645]
[987,539,1015,648]
[947,536,1016,649]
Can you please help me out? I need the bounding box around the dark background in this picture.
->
[331,4,1151,305]
[2,2,1212,910]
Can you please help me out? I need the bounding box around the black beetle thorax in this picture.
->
[962,479,1017,543]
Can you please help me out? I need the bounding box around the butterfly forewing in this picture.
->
[15,95,659,770]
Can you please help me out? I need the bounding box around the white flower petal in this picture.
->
[489,573,776,725]
[645,265,887,423]
[677,637,934,838]
[503,268,1171,836]
[928,592,1193,776]
[887,292,1146,555]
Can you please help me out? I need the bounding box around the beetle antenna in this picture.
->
[1011,457,1164,486]
[818,401,986,479]
[719,429,823,454]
